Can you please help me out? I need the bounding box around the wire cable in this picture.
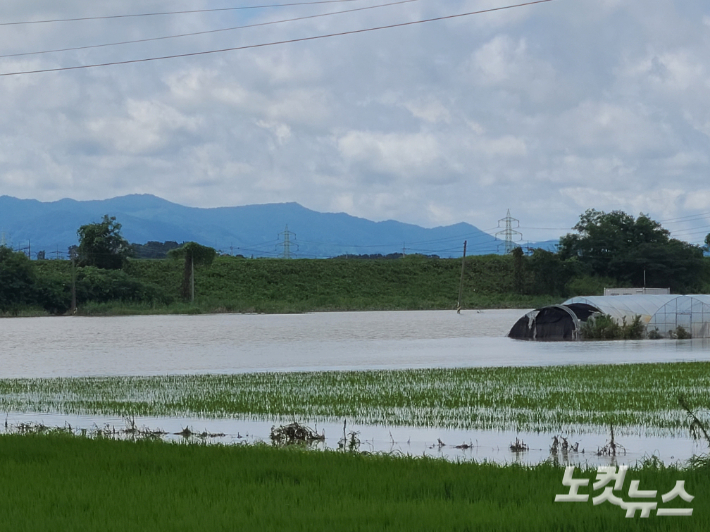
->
[0,0,555,77]
[0,0,366,27]
[0,0,421,59]
[658,212,710,224]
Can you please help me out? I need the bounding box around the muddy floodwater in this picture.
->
[2,309,710,378]
[2,309,709,465]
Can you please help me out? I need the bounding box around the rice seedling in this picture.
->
[1,362,709,437]
[0,432,707,532]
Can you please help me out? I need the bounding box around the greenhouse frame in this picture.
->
[508,294,710,340]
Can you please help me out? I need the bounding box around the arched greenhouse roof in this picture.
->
[510,295,710,340]
[647,295,710,338]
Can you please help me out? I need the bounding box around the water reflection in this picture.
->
[2,411,703,467]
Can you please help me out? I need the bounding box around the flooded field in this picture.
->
[2,309,710,377]
[1,310,709,465]
[3,410,703,468]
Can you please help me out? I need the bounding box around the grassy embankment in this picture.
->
[0,433,706,532]
[27,254,559,316]
[3,363,709,436]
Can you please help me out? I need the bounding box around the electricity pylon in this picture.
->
[277,225,298,259]
[495,209,523,253]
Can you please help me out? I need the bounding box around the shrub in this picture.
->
[647,328,662,340]
[580,313,645,340]
[672,325,692,340]
[76,267,171,305]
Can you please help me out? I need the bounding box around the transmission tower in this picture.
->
[495,209,523,253]
[277,225,298,259]
[0,231,7,247]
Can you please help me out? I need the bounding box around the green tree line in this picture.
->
[512,209,710,297]
[1,209,709,315]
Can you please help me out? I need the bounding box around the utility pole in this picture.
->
[191,255,195,303]
[70,248,77,314]
[17,241,31,258]
[495,209,523,253]
[457,241,467,314]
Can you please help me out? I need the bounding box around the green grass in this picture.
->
[2,362,709,436]
[0,433,706,532]
[29,255,560,315]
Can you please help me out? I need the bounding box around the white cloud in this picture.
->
[403,98,451,123]
[86,100,200,154]
[0,0,709,243]
[337,130,443,179]
[256,120,292,145]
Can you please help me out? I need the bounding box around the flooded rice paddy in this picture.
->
[1,309,710,465]
[2,309,710,377]
[2,410,703,468]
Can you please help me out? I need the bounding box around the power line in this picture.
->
[0,0,421,60]
[0,0,365,27]
[297,228,500,250]
[658,212,710,224]
[669,226,710,238]
[518,226,572,230]
[0,0,555,77]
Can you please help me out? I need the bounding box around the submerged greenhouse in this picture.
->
[508,294,710,340]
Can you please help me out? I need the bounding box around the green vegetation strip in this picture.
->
[0,433,706,532]
[2,363,709,435]
[21,254,559,316]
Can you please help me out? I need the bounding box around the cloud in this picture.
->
[337,130,444,181]
[87,99,200,154]
[0,0,709,245]
[403,98,451,124]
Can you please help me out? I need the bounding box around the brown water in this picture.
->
[1,309,710,378]
[2,309,709,465]
[2,410,701,467]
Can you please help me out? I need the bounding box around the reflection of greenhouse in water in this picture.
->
[509,294,710,341]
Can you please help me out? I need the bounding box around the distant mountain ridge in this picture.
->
[0,194,556,258]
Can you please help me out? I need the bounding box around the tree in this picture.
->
[0,246,36,313]
[526,248,582,296]
[77,215,132,270]
[559,209,706,293]
[168,242,217,301]
[131,241,181,259]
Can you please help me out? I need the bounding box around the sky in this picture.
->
[0,0,709,246]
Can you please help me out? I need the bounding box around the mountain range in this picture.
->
[0,195,558,259]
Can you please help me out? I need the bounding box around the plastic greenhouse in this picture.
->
[508,294,710,340]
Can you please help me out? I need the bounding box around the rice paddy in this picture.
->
[1,362,709,437]
[2,360,709,530]
[0,432,707,532]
